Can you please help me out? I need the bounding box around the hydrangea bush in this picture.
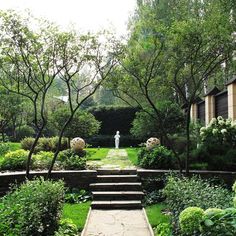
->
[200,116,236,148]
[193,117,236,170]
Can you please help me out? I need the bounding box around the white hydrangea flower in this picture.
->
[200,127,206,132]
[219,120,224,126]
[210,118,217,125]
[212,128,218,135]
[221,129,227,134]
[200,132,204,137]
[226,118,232,125]
[217,116,223,121]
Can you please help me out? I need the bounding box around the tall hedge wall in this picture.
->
[88,106,139,135]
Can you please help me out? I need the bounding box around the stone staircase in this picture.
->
[90,169,144,209]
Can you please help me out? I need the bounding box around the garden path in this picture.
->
[87,149,135,169]
[82,209,153,236]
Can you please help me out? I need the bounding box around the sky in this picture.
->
[0,0,137,35]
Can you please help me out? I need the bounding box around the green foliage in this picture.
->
[131,101,184,139]
[194,117,236,170]
[163,175,232,222]
[200,117,236,148]
[138,146,174,169]
[65,189,91,204]
[179,207,204,235]
[144,190,164,205]
[51,108,100,139]
[32,151,55,170]
[0,178,65,236]
[88,106,138,135]
[15,125,35,141]
[0,149,29,170]
[86,134,142,147]
[0,142,10,155]
[201,207,236,235]
[145,203,171,228]
[155,223,172,236]
[21,136,69,153]
[55,218,78,236]
[58,149,86,170]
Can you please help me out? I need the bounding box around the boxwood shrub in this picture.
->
[0,178,65,236]
[138,146,175,169]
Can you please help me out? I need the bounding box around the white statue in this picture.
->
[114,131,120,149]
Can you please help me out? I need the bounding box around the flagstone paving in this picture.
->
[82,209,153,236]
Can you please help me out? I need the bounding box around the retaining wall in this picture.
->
[0,169,235,196]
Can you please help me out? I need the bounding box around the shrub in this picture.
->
[21,136,69,153]
[179,207,204,235]
[58,149,86,170]
[21,137,34,150]
[194,117,236,170]
[55,218,78,236]
[138,146,174,169]
[86,134,142,147]
[155,223,172,236]
[0,142,10,156]
[163,175,232,221]
[32,151,55,170]
[0,149,29,170]
[201,207,236,235]
[0,178,65,236]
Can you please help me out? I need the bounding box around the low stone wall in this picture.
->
[137,169,236,187]
[1,169,236,196]
[0,170,97,196]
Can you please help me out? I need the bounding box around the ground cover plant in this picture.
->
[162,175,233,235]
[177,181,236,236]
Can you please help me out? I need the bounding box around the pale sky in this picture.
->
[0,0,137,35]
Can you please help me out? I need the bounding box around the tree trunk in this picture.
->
[47,115,74,178]
[25,125,45,178]
[185,104,191,176]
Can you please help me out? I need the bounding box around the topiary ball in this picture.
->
[179,207,204,235]
[146,137,160,149]
[70,137,85,152]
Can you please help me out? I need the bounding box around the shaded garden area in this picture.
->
[0,0,236,235]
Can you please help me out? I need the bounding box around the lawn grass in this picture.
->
[126,147,139,166]
[145,203,171,228]
[62,201,91,232]
[86,148,109,161]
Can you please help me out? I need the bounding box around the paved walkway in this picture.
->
[82,209,153,236]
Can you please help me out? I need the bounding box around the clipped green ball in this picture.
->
[179,207,204,235]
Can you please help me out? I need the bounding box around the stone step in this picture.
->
[91,200,142,209]
[92,191,144,200]
[97,169,137,175]
[96,175,138,183]
[90,182,142,191]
